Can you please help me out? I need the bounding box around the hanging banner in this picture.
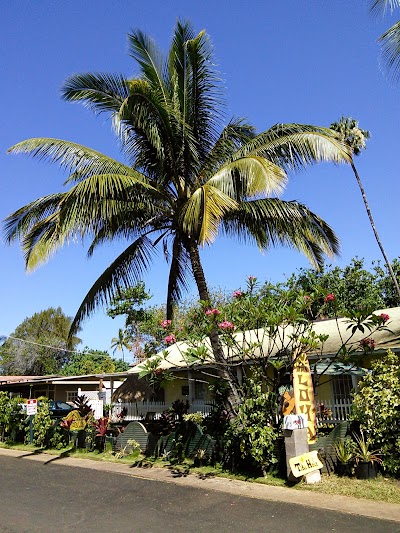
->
[292,352,317,443]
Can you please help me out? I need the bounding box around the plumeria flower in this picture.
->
[359,337,375,350]
[205,308,221,316]
[324,293,335,302]
[164,334,176,345]
[218,321,236,331]
[161,319,172,328]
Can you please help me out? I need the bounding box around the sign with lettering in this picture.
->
[26,399,37,416]
[293,352,317,443]
[289,451,323,478]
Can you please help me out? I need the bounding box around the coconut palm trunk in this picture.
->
[351,161,400,300]
[331,117,400,303]
[186,239,242,415]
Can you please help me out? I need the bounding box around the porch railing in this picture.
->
[115,400,215,421]
[315,398,352,424]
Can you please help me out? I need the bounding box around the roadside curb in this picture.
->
[1,447,399,523]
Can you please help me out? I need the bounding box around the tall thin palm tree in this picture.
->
[110,328,131,362]
[330,116,400,301]
[4,21,350,412]
[371,0,400,81]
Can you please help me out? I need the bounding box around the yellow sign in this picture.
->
[293,352,317,443]
[289,451,323,478]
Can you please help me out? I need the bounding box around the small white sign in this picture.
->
[26,399,37,415]
[284,413,308,430]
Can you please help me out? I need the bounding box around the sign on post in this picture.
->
[26,399,38,416]
[289,450,323,478]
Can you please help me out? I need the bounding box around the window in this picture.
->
[66,391,78,403]
[194,381,206,400]
[332,374,352,401]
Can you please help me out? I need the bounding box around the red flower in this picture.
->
[324,293,335,302]
[360,338,375,350]
[164,334,176,345]
[205,308,221,316]
[380,313,390,323]
[218,321,235,331]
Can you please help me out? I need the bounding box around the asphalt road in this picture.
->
[0,456,398,533]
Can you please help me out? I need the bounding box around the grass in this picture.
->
[1,441,399,504]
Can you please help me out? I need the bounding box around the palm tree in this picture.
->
[110,328,131,362]
[371,0,400,81]
[330,117,400,302]
[4,21,350,412]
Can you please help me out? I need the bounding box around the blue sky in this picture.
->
[1,1,399,360]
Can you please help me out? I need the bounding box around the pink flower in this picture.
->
[164,334,176,345]
[161,319,172,329]
[324,293,335,303]
[304,295,311,301]
[380,313,390,323]
[205,308,221,316]
[218,321,236,331]
[360,338,375,350]
[233,290,243,298]
[248,275,256,282]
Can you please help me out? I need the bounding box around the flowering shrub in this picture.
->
[164,334,176,345]
[205,308,221,316]
[359,337,375,351]
[218,321,235,331]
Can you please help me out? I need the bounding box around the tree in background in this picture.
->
[62,348,128,376]
[0,307,80,375]
[371,0,400,82]
[110,329,131,362]
[330,117,400,303]
[4,20,350,412]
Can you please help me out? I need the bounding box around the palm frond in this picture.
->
[379,20,400,82]
[69,236,157,337]
[232,124,351,173]
[221,199,340,269]
[181,184,238,245]
[166,236,192,318]
[209,155,287,199]
[3,193,64,244]
[370,0,400,16]
[128,28,168,104]
[61,72,130,114]
[8,139,144,183]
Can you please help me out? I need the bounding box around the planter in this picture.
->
[335,461,353,477]
[355,461,378,480]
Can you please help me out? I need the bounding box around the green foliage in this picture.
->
[31,399,54,448]
[351,349,400,475]
[0,392,26,443]
[0,307,81,375]
[61,347,128,375]
[224,372,278,475]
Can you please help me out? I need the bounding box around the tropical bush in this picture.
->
[351,349,400,476]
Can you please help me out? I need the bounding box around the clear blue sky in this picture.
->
[1,1,399,360]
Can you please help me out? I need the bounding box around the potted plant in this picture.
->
[333,438,355,477]
[353,431,382,479]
